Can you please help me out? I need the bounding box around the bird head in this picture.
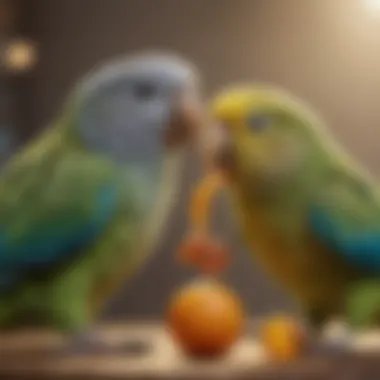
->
[65,52,204,167]
[206,85,331,193]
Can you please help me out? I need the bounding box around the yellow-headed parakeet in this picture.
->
[202,85,380,335]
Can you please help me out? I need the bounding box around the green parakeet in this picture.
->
[0,52,202,354]
[206,85,380,334]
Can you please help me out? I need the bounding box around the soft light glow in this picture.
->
[365,0,380,11]
[2,39,37,73]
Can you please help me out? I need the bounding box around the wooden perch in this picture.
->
[1,321,380,380]
[0,322,267,380]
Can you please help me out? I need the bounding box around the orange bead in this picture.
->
[177,234,231,275]
[167,279,245,357]
[259,315,306,362]
[189,171,226,232]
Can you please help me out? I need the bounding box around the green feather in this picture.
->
[0,123,155,331]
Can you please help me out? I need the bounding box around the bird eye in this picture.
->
[133,82,158,100]
[247,114,269,132]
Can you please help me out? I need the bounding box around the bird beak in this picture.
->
[164,90,205,150]
[214,138,236,175]
[200,122,236,176]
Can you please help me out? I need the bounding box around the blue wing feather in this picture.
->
[309,206,380,273]
[0,184,119,290]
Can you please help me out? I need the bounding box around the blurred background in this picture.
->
[1,0,380,320]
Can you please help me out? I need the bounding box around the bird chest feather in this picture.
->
[230,186,357,311]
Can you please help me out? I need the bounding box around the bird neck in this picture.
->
[229,158,331,220]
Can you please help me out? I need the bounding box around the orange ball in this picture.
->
[167,279,245,357]
[178,234,231,275]
[260,315,306,362]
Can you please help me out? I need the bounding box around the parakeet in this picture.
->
[0,52,202,353]
[206,84,380,333]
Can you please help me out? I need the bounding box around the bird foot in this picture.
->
[309,321,353,356]
[54,332,151,358]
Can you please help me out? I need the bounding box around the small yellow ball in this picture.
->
[260,314,306,362]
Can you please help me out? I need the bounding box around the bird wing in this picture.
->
[308,168,380,273]
[0,147,121,290]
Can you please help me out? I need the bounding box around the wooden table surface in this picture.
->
[1,321,380,380]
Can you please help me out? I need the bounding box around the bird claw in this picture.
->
[54,332,150,358]
[308,338,350,357]
[309,321,353,356]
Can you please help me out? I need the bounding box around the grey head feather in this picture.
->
[77,52,199,99]
[69,51,199,166]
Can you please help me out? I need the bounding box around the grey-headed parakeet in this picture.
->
[0,52,203,354]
